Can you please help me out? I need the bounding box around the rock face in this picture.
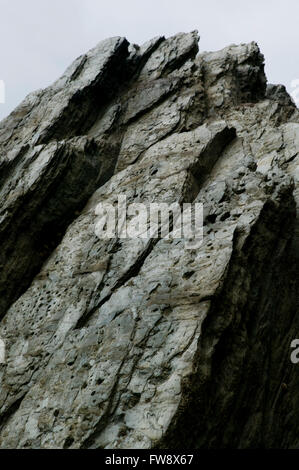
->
[0,32,298,449]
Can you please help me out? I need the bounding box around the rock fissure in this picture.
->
[0,31,298,449]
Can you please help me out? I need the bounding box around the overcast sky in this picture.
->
[0,0,298,121]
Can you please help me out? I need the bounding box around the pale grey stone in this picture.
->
[0,31,298,450]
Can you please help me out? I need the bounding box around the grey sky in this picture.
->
[0,0,298,121]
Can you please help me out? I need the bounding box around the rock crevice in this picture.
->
[0,32,298,449]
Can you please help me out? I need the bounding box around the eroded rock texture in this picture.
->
[0,32,298,448]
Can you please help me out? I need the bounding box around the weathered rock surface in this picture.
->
[0,32,298,448]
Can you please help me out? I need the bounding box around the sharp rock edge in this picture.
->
[0,31,298,449]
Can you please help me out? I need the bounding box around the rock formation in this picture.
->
[0,31,298,448]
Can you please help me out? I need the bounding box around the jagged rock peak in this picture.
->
[0,32,298,449]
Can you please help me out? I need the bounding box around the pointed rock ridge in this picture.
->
[0,32,200,316]
[0,32,298,449]
[197,41,267,113]
[0,120,236,427]
[0,136,118,318]
[0,36,130,155]
[137,30,199,79]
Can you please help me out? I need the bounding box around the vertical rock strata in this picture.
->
[0,32,298,448]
